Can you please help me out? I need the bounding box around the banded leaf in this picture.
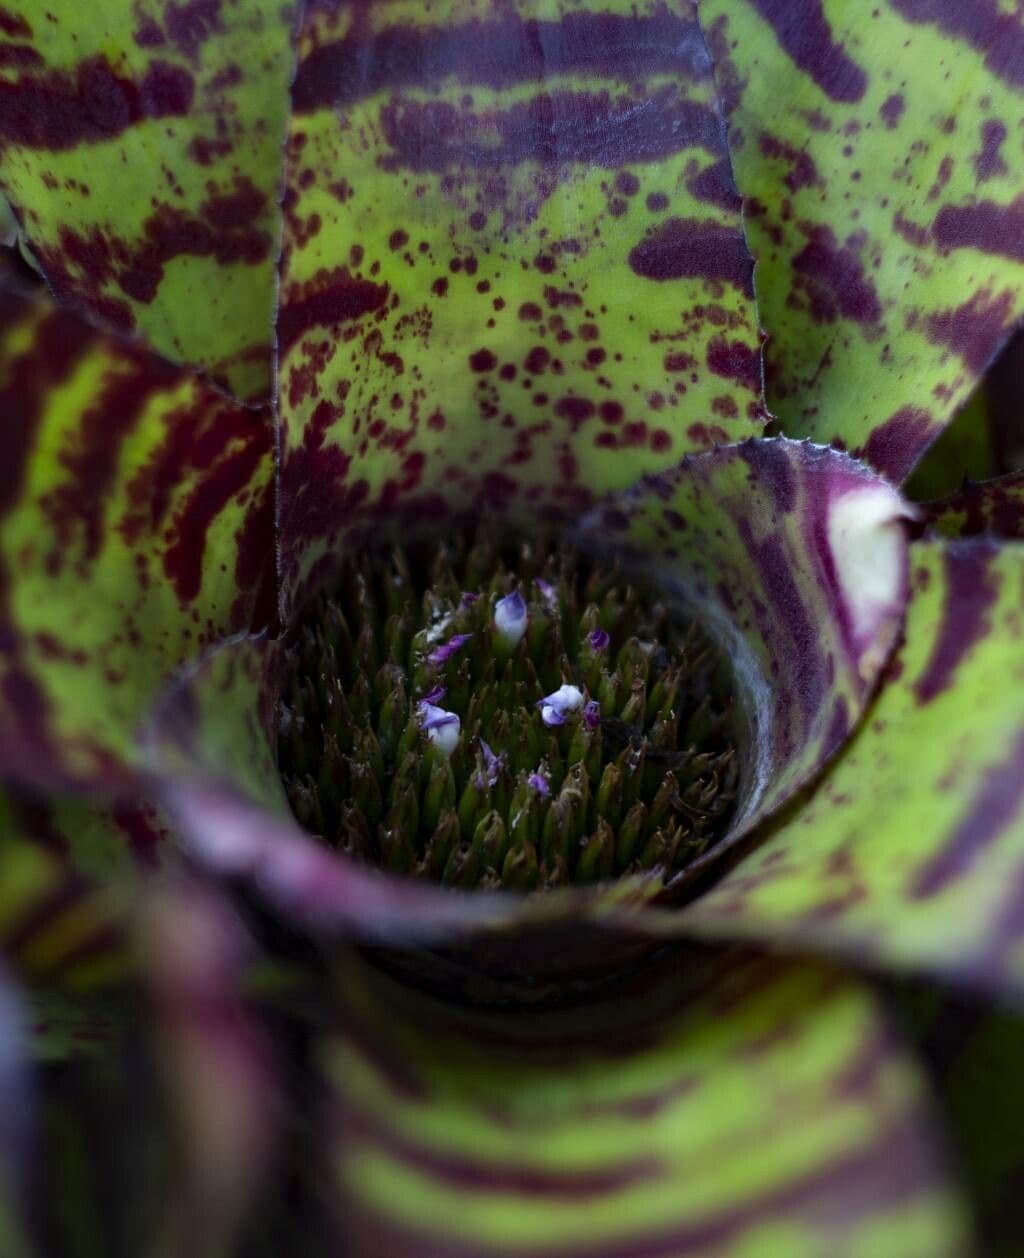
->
[703,0,1024,482]
[0,281,274,791]
[323,948,970,1256]
[672,538,1024,998]
[0,0,297,400]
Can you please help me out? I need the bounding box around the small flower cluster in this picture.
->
[276,526,739,890]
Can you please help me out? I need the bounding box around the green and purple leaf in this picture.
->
[322,948,970,1256]
[703,0,1024,482]
[923,473,1024,540]
[0,280,274,792]
[147,439,915,965]
[670,537,1024,998]
[276,0,765,607]
[0,0,297,401]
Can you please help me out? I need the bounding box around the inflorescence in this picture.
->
[276,525,739,892]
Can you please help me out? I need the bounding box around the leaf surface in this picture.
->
[675,538,1024,998]
[0,282,274,790]
[0,1,296,400]
[276,0,765,605]
[323,948,971,1257]
[703,0,1024,482]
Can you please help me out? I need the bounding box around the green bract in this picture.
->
[0,1,1022,1255]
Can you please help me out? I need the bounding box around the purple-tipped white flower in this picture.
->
[427,632,472,668]
[583,699,601,730]
[527,770,550,797]
[478,738,504,787]
[417,701,461,757]
[494,590,528,647]
[537,683,585,728]
[588,628,610,652]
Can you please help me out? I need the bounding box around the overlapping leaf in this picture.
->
[0,281,274,791]
[670,538,1024,998]
[147,440,914,968]
[324,948,970,1256]
[908,328,1024,501]
[276,0,764,605]
[703,0,1024,482]
[924,473,1024,540]
[0,0,296,400]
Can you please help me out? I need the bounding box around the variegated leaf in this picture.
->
[0,0,297,401]
[147,440,915,960]
[907,326,1024,500]
[277,0,765,605]
[703,0,1024,482]
[924,473,1024,540]
[324,948,971,1256]
[671,538,1024,998]
[0,281,274,790]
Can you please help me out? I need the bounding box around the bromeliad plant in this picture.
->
[1,0,1023,1254]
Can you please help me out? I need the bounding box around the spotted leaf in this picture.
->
[703,0,1024,483]
[672,538,1024,998]
[0,280,274,791]
[322,948,970,1256]
[0,0,297,401]
[277,0,765,606]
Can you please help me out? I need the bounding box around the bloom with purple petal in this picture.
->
[535,578,557,612]
[427,632,472,668]
[420,683,447,705]
[588,628,610,652]
[459,591,479,608]
[583,700,601,730]
[536,683,585,728]
[478,738,504,787]
[494,590,528,647]
[527,771,550,797]
[417,701,461,757]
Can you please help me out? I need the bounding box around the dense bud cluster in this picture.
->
[276,526,739,891]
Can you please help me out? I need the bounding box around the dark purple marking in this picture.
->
[0,293,95,520]
[469,348,496,372]
[0,43,40,67]
[889,0,1024,90]
[914,544,998,705]
[629,217,754,296]
[973,119,1007,181]
[165,0,223,60]
[0,56,194,150]
[748,0,867,102]
[293,8,710,111]
[879,93,905,128]
[163,422,272,602]
[686,157,743,210]
[278,268,389,354]
[859,406,933,483]
[791,225,881,324]
[933,197,1024,262]
[44,353,176,565]
[738,441,796,513]
[910,730,1024,899]
[0,7,31,38]
[757,133,821,192]
[925,288,1015,373]
[707,338,761,390]
[377,90,724,173]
